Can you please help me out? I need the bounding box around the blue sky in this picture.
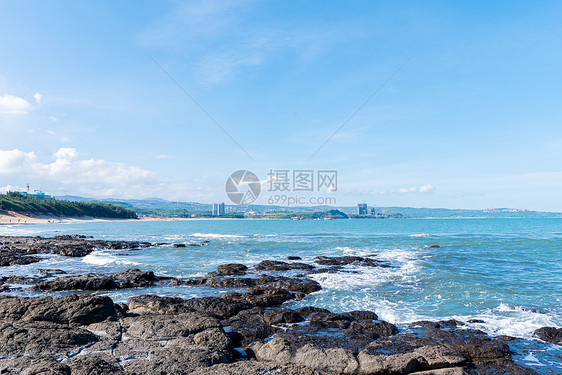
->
[1,0,561,210]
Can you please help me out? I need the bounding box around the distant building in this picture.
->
[357,203,367,215]
[23,191,52,200]
[370,208,376,216]
[212,203,226,216]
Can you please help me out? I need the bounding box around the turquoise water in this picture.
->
[1,218,561,372]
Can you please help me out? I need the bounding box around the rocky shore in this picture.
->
[0,235,558,374]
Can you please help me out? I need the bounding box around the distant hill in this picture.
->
[54,195,562,219]
[339,206,562,218]
[1,192,138,219]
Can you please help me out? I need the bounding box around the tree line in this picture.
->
[0,192,138,219]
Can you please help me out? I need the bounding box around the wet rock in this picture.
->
[314,255,390,268]
[263,309,304,325]
[422,328,510,361]
[0,235,151,262]
[305,311,354,329]
[183,297,253,319]
[228,320,278,347]
[21,360,71,375]
[173,243,187,247]
[223,287,296,307]
[472,359,539,374]
[189,360,324,375]
[123,313,225,342]
[413,320,443,329]
[121,345,230,374]
[295,306,332,318]
[128,295,251,319]
[188,275,321,297]
[58,245,91,257]
[0,294,117,325]
[207,263,248,277]
[0,249,41,266]
[255,260,314,272]
[68,354,125,375]
[286,256,302,260]
[534,326,562,344]
[357,337,467,374]
[36,268,67,277]
[36,268,157,291]
[0,321,98,357]
[346,319,399,337]
[343,310,379,321]
[255,325,365,373]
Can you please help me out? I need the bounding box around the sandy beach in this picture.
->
[0,212,143,225]
[0,212,242,225]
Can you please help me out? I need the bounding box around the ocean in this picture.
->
[1,218,561,373]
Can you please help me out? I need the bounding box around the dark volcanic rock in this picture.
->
[422,328,510,361]
[255,260,314,271]
[68,354,125,375]
[263,308,304,325]
[223,287,296,307]
[295,306,332,318]
[187,274,321,295]
[36,268,157,291]
[228,320,278,347]
[207,263,249,277]
[255,324,375,373]
[346,319,399,337]
[0,235,151,268]
[314,255,390,268]
[534,326,562,344]
[343,310,379,321]
[0,321,98,357]
[128,294,251,319]
[183,297,253,319]
[189,360,324,375]
[0,292,540,375]
[0,249,41,266]
[286,256,302,260]
[471,359,539,374]
[0,294,117,324]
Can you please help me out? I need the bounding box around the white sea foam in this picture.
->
[309,248,422,294]
[189,233,246,239]
[455,303,560,339]
[408,233,430,238]
[82,251,141,267]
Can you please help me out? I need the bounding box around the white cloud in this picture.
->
[155,154,172,159]
[54,147,78,159]
[382,184,436,195]
[0,94,32,115]
[0,148,156,195]
[0,185,25,193]
[418,184,435,193]
[33,93,42,105]
[0,149,37,174]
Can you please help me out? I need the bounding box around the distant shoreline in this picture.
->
[2,213,562,226]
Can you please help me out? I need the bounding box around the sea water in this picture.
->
[1,218,561,372]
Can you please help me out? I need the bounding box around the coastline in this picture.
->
[0,212,140,225]
[0,234,556,374]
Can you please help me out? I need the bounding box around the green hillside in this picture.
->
[0,192,138,219]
